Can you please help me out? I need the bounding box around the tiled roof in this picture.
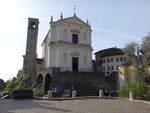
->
[95,47,124,57]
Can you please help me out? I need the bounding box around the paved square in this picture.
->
[0,99,150,113]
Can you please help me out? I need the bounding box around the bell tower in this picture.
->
[23,18,39,71]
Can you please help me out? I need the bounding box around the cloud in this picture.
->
[93,27,141,41]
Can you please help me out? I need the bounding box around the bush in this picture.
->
[144,85,150,100]
[33,83,44,97]
[3,77,46,97]
[119,82,149,100]
[4,77,32,92]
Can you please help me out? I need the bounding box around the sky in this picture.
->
[0,0,150,81]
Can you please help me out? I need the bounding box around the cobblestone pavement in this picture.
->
[0,99,150,113]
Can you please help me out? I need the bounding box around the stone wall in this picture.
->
[50,71,118,96]
[18,67,119,96]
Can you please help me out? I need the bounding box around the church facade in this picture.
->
[18,14,118,95]
[42,14,92,72]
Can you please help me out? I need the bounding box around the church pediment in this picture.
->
[63,16,89,26]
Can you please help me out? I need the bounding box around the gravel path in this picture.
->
[0,99,150,113]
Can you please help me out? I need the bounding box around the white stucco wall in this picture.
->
[42,16,92,72]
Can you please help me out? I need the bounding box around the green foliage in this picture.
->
[2,76,45,97]
[123,42,139,65]
[141,34,150,65]
[4,77,31,92]
[33,83,44,97]
[124,39,149,83]
[119,82,149,100]
[124,42,139,57]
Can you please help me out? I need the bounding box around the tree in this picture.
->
[123,42,139,65]
[141,34,150,65]
[123,33,150,83]
[123,41,148,83]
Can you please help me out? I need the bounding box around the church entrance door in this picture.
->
[72,57,78,72]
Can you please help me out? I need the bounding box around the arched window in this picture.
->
[37,74,43,84]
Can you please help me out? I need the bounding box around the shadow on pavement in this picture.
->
[0,99,72,113]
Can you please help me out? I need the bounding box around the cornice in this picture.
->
[49,40,92,50]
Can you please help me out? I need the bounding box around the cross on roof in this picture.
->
[73,5,77,16]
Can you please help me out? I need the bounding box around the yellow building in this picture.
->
[118,65,150,88]
[95,47,126,74]
[95,47,150,88]
[118,65,137,88]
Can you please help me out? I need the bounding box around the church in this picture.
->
[19,13,118,96]
[42,14,92,72]
[22,13,92,73]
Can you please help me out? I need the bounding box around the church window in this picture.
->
[72,34,78,44]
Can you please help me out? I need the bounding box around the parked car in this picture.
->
[2,94,10,99]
